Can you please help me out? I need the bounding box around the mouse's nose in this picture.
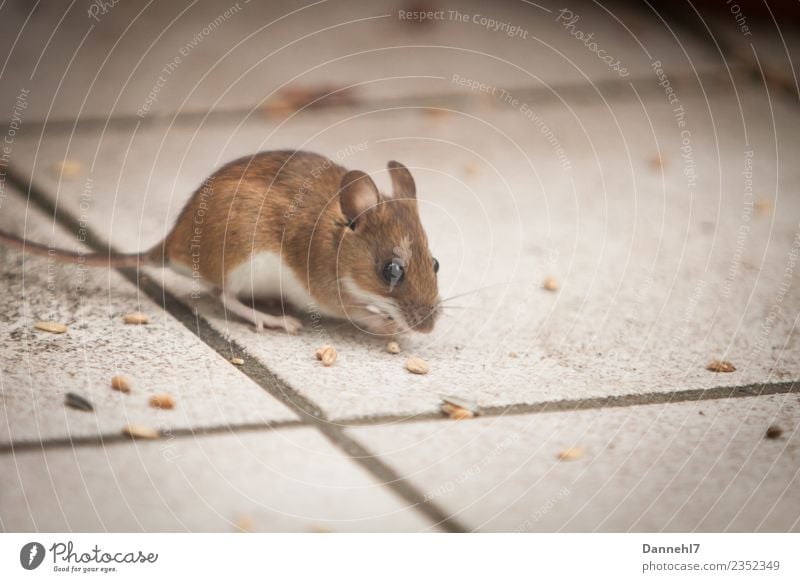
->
[409,304,438,334]
[414,317,435,334]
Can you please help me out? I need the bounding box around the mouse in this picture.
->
[0,150,441,335]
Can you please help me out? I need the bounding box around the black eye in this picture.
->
[432,258,439,273]
[382,260,405,284]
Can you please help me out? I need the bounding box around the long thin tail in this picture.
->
[0,229,161,268]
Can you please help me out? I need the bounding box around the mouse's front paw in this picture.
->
[281,315,303,334]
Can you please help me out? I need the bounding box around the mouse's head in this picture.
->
[335,161,440,336]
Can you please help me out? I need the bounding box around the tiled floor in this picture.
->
[0,0,798,532]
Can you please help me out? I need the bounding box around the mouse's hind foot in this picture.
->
[220,292,303,334]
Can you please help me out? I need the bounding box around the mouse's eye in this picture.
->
[382,260,405,285]
[432,257,440,273]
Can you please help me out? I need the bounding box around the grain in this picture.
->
[149,393,175,410]
[230,357,245,366]
[316,345,337,367]
[111,375,132,393]
[51,160,83,179]
[34,321,68,334]
[557,446,585,461]
[234,516,254,533]
[543,277,559,292]
[441,403,474,420]
[387,341,401,354]
[706,360,736,373]
[65,392,94,412]
[754,199,772,216]
[405,357,430,375]
[122,424,160,440]
[123,312,150,325]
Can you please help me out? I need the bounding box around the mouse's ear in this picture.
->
[339,170,380,229]
[387,161,416,200]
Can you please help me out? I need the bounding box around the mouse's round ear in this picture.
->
[339,170,380,230]
[387,161,416,200]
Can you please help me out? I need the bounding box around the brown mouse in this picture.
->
[1,150,441,335]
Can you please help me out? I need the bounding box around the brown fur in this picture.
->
[164,150,440,330]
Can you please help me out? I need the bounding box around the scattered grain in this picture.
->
[405,357,430,375]
[123,312,150,325]
[441,402,474,420]
[111,375,132,393]
[754,199,772,217]
[34,321,68,334]
[122,424,160,440]
[230,357,245,366]
[543,277,559,292]
[316,345,337,367]
[51,160,83,179]
[149,393,175,410]
[706,360,736,373]
[387,341,401,354]
[557,446,585,461]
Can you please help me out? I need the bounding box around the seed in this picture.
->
[111,375,132,393]
[765,425,783,439]
[387,341,401,354]
[557,446,585,461]
[34,321,68,334]
[122,424,160,440]
[648,154,665,170]
[462,162,480,176]
[441,403,474,420]
[149,393,175,409]
[509,352,519,358]
[543,277,559,292]
[230,357,244,365]
[316,345,337,366]
[123,312,150,325]
[754,199,771,216]
[50,160,83,179]
[234,516,254,533]
[405,357,430,375]
[706,360,736,373]
[65,392,94,412]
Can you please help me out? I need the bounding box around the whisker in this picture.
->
[440,280,527,303]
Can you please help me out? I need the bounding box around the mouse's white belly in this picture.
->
[225,251,335,315]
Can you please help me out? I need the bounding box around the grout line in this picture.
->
[4,171,467,533]
[0,419,304,454]
[3,378,796,455]
[10,70,742,134]
[336,380,800,426]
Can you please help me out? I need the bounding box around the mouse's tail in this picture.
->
[0,229,162,268]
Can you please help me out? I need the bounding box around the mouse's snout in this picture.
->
[404,302,440,334]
